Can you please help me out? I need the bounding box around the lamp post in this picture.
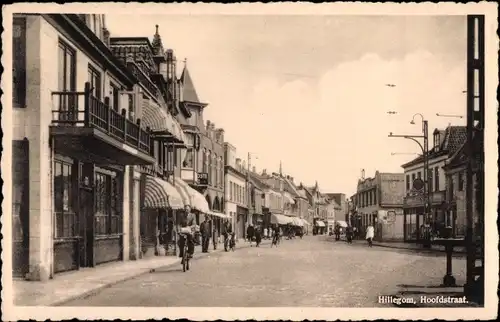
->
[388,113,431,246]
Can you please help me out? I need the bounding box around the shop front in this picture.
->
[140,174,185,257]
[236,206,248,240]
[313,218,326,235]
[403,191,446,242]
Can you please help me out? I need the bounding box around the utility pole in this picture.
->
[464,14,484,304]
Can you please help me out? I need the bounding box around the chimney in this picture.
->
[210,123,216,130]
[242,160,246,170]
[262,169,267,176]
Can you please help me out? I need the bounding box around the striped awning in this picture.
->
[142,99,187,144]
[171,178,210,213]
[170,177,192,208]
[143,176,184,209]
[315,220,326,227]
[208,210,229,219]
[271,214,293,225]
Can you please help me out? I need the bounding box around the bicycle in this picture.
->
[179,229,193,272]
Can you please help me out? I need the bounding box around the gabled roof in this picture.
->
[248,171,271,191]
[282,177,300,198]
[180,66,204,105]
[401,125,466,168]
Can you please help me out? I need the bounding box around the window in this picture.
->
[202,149,207,174]
[206,151,212,181]
[13,17,26,108]
[219,157,223,188]
[417,172,422,179]
[110,83,120,111]
[183,148,194,168]
[88,65,101,99]
[429,168,434,192]
[213,154,218,187]
[434,167,440,191]
[411,173,416,186]
[229,182,233,201]
[54,160,76,238]
[58,41,76,120]
[406,175,410,191]
[373,189,377,205]
[94,171,122,236]
[458,172,464,191]
[434,133,440,149]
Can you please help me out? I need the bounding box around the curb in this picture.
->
[52,240,271,306]
[372,243,467,256]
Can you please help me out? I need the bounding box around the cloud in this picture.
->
[236,50,466,194]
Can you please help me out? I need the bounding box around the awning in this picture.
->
[283,193,295,204]
[336,220,348,228]
[142,100,187,144]
[143,176,184,209]
[271,214,293,225]
[315,220,326,227]
[170,178,191,208]
[289,217,303,227]
[208,210,229,219]
[173,179,210,213]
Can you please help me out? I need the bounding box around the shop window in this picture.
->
[54,160,76,238]
[13,17,26,108]
[95,171,122,236]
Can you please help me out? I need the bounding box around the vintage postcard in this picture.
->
[1,2,498,321]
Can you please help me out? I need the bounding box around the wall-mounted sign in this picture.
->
[197,172,208,185]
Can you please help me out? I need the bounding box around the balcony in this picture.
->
[50,82,156,165]
[137,164,173,180]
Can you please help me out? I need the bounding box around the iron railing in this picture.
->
[51,82,152,155]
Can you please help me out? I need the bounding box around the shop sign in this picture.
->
[197,172,208,185]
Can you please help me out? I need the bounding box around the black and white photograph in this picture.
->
[1,2,498,321]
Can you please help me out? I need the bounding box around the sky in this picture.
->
[106,14,468,196]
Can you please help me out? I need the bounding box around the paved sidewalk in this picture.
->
[326,236,466,255]
[14,239,271,306]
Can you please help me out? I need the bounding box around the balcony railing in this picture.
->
[137,164,173,179]
[127,61,160,100]
[51,82,152,155]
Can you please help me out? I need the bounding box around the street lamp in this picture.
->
[436,113,464,119]
[388,113,431,247]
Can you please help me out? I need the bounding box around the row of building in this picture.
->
[10,14,349,281]
[349,124,475,243]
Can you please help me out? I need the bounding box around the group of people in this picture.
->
[333,223,375,247]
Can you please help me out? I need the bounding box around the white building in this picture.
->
[223,142,248,240]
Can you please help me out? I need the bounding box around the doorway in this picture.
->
[79,187,95,267]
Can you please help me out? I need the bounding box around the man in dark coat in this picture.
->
[246,224,255,245]
[200,218,211,253]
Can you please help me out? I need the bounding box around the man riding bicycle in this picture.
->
[178,205,196,263]
[222,219,233,243]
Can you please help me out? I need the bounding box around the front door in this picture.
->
[12,139,30,277]
[79,187,95,267]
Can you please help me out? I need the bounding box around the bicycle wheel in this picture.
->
[182,246,188,272]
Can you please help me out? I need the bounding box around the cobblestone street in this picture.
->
[62,236,466,307]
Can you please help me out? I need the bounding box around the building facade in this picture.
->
[325,193,349,223]
[352,171,405,241]
[11,14,159,279]
[223,143,248,240]
[401,126,466,241]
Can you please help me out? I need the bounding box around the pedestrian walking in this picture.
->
[263,227,268,240]
[346,225,353,244]
[200,218,211,253]
[366,225,374,247]
[254,225,262,247]
[247,224,255,245]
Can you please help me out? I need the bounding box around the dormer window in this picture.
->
[433,130,441,150]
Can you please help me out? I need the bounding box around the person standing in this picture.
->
[200,218,211,253]
[366,225,375,247]
[246,224,255,245]
[254,225,262,247]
